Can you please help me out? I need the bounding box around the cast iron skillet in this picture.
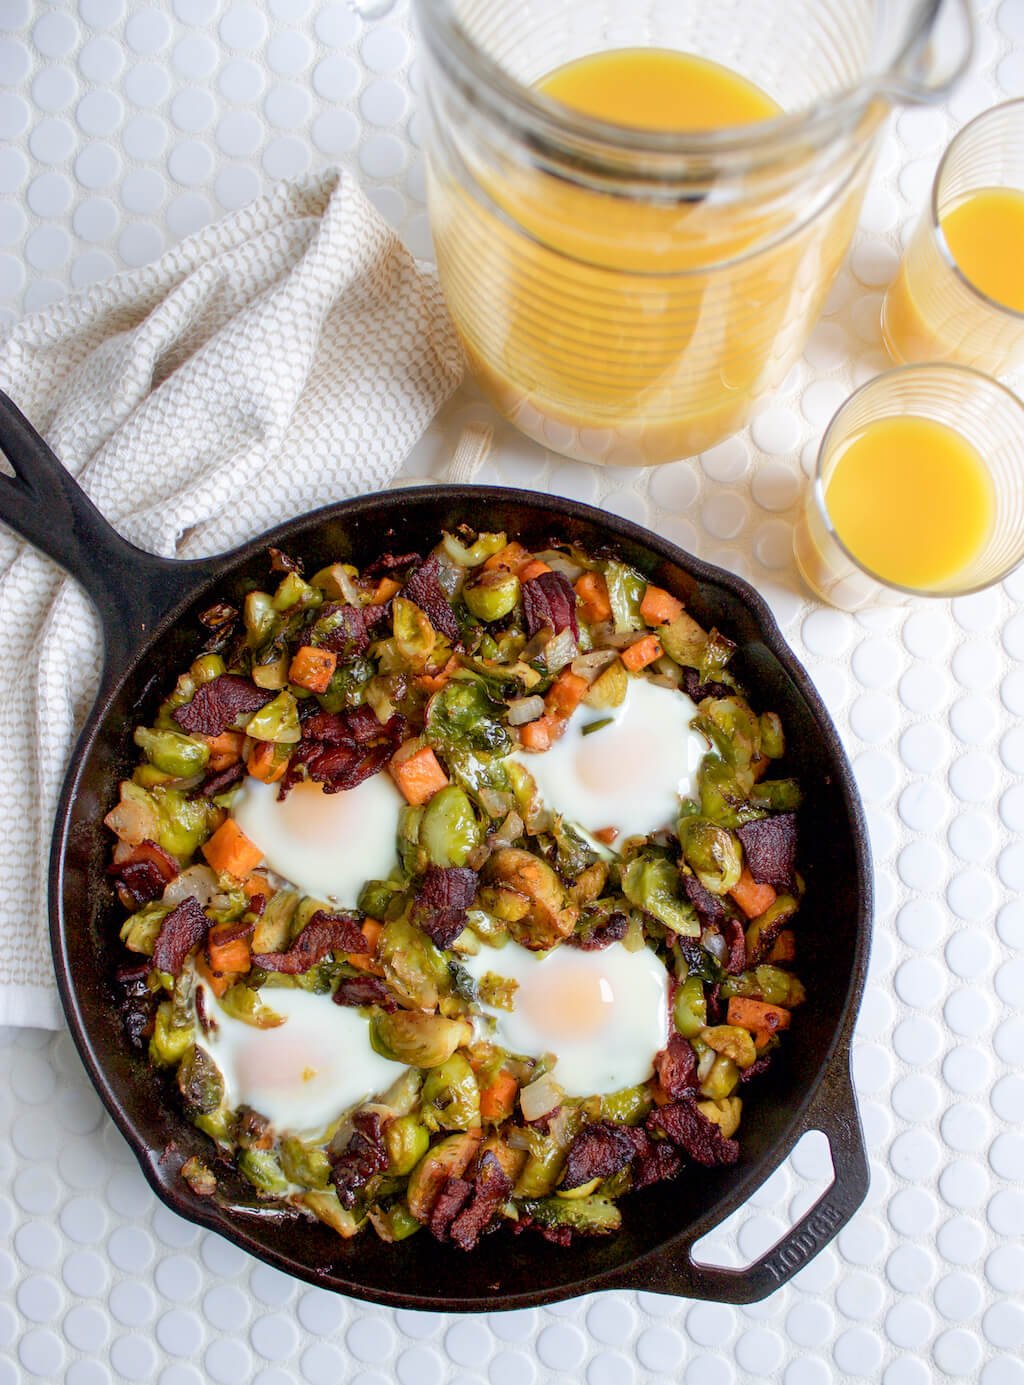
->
[0,390,871,1310]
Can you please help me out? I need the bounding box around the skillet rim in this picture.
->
[49,484,872,1310]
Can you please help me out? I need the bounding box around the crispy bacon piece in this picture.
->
[568,911,628,951]
[363,551,422,578]
[172,674,274,738]
[313,603,373,657]
[521,570,579,641]
[208,916,256,946]
[654,1034,699,1101]
[450,1152,513,1251]
[680,871,727,929]
[629,1128,684,1190]
[737,813,798,889]
[252,910,368,974]
[720,915,747,975]
[705,982,724,1026]
[269,547,302,574]
[280,708,407,798]
[403,554,460,642]
[153,896,210,976]
[197,760,247,799]
[561,1121,637,1190]
[330,1111,389,1209]
[647,1100,740,1168]
[332,975,396,1012]
[740,1053,774,1083]
[428,1176,473,1241]
[108,839,179,906]
[411,866,478,949]
[679,668,733,703]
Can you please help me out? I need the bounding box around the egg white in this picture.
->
[510,676,706,841]
[461,939,670,1096]
[231,773,402,906]
[195,984,407,1138]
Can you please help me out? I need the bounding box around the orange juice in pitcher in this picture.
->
[415,0,971,466]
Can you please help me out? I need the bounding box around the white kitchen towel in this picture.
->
[0,168,463,1029]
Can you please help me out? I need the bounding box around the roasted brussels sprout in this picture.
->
[678,816,743,896]
[481,848,576,950]
[419,785,483,868]
[371,1011,472,1068]
[238,1147,290,1195]
[426,679,511,755]
[672,975,708,1038]
[621,854,699,937]
[244,690,301,744]
[421,1054,481,1131]
[384,1115,430,1176]
[378,917,449,1010]
[406,1130,482,1222]
[519,1195,621,1236]
[177,1045,225,1117]
[464,568,520,622]
[134,727,210,778]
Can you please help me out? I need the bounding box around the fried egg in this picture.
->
[510,677,706,841]
[231,774,402,905]
[195,984,407,1137]
[461,939,670,1095]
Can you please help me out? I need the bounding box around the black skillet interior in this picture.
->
[47,486,872,1311]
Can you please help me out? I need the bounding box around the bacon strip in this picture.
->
[403,555,460,642]
[108,839,179,906]
[252,911,368,974]
[172,674,274,737]
[654,1034,699,1101]
[332,975,396,1012]
[736,813,798,889]
[411,866,478,949]
[647,1100,740,1167]
[330,1111,389,1209]
[560,1122,637,1190]
[521,570,579,641]
[450,1152,512,1250]
[153,896,210,976]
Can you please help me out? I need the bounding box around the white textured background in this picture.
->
[1,1,1024,1383]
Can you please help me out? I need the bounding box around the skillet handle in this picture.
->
[0,389,219,667]
[623,1055,867,1305]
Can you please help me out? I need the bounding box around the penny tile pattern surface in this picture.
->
[1,0,1023,1380]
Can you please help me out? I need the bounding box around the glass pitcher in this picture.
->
[414,0,973,467]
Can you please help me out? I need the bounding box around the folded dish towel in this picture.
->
[0,169,464,1030]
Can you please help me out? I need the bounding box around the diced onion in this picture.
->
[543,628,577,673]
[519,1070,564,1122]
[104,797,158,846]
[162,865,220,908]
[507,695,545,726]
[491,810,525,849]
[704,931,728,963]
[478,786,514,818]
[536,551,584,583]
[570,649,618,683]
[697,1048,717,1082]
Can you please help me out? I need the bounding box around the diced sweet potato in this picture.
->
[574,571,612,623]
[346,918,384,975]
[545,669,588,719]
[639,585,684,627]
[204,730,245,772]
[621,633,663,672]
[247,740,290,783]
[483,542,530,574]
[288,645,337,694]
[729,867,777,920]
[726,996,791,1046]
[202,819,264,879]
[389,743,449,805]
[518,559,553,582]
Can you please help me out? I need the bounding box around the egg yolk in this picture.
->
[519,968,616,1040]
[235,1034,323,1092]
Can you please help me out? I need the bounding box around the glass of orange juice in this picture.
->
[882,100,1024,375]
[793,365,1024,612]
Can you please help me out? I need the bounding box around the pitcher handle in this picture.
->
[877,0,974,106]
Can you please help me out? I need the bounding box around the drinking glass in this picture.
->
[882,100,1024,375]
[793,364,1024,611]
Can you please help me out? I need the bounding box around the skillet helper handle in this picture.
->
[0,388,218,667]
[628,1056,868,1304]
